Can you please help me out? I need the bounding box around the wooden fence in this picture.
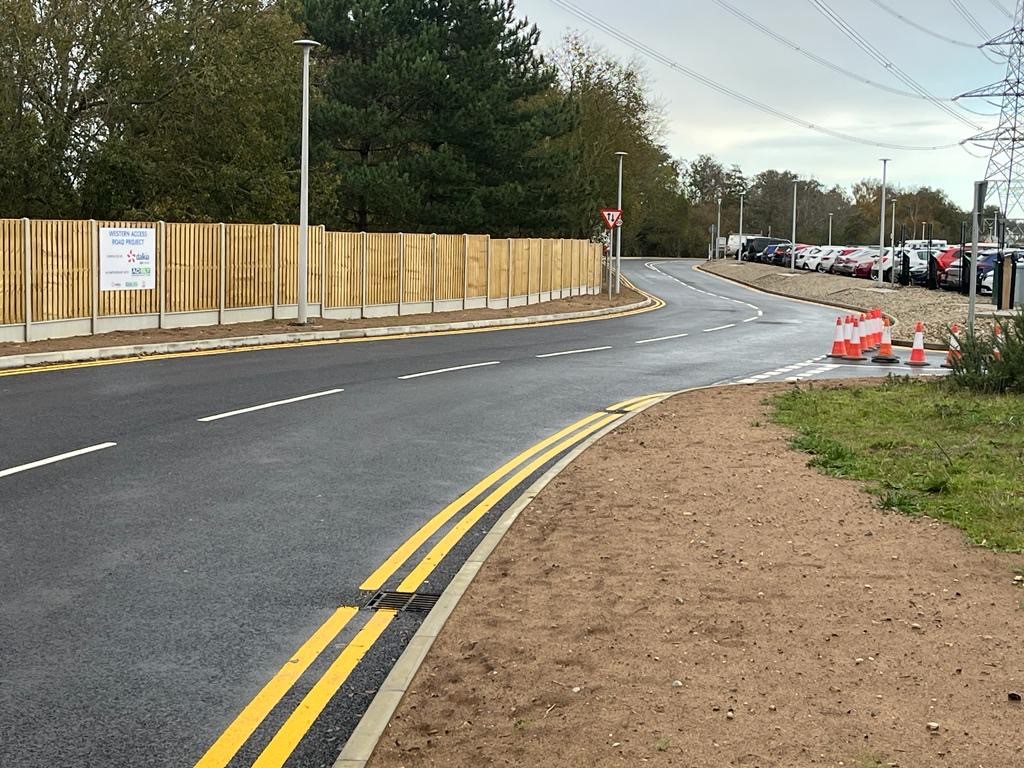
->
[0,219,603,342]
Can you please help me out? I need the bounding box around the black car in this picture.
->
[742,236,789,261]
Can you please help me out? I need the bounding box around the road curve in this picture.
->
[0,259,944,768]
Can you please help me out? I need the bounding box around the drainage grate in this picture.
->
[365,591,441,613]
[604,408,631,414]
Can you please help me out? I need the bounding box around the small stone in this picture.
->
[855,658,865,664]
[611,741,621,747]
[1009,691,1022,702]
[768,704,777,711]
[726,710,735,720]
[910,623,922,630]
[571,686,581,693]
[927,722,940,732]
[671,680,684,687]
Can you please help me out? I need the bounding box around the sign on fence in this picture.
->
[99,227,156,291]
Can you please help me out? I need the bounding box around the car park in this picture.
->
[832,248,875,277]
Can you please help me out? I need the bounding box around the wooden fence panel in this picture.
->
[489,239,509,300]
[403,233,432,303]
[435,235,465,301]
[165,222,219,313]
[366,233,400,305]
[226,224,273,308]
[324,231,362,308]
[277,225,323,306]
[1,219,25,324]
[466,235,488,298]
[511,239,530,297]
[29,219,91,321]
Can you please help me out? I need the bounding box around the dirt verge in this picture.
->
[0,287,643,356]
[367,383,1024,768]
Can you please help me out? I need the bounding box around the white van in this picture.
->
[903,239,948,249]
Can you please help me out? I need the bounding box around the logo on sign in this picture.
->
[600,208,623,230]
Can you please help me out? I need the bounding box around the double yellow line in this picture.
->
[193,392,667,768]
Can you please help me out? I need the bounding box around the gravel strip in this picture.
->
[700,260,1005,344]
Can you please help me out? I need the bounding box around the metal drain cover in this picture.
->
[365,591,441,613]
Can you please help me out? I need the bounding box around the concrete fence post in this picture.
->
[398,232,405,315]
[485,235,492,308]
[319,224,326,316]
[22,218,31,342]
[431,233,437,312]
[218,222,227,324]
[507,239,513,306]
[360,231,368,318]
[526,239,532,305]
[158,221,167,328]
[462,233,469,309]
[272,223,280,319]
[89,219,98,334]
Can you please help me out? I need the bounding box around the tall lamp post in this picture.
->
[828,212,834,246]
[737,191,746,260]
[790,180,798,271]
[294,38,321,325]
[890,198,897,284]
[715,195,722,260]
[878,158,890,288]
[614,151,627,293]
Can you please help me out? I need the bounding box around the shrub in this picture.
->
[948,307,1024,393]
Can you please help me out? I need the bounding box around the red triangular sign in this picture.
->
[600,208,622,229]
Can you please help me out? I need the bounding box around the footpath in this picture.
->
[0,288,646,371]
[359,384,1023,768]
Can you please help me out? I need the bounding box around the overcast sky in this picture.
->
[515,0,1015,208]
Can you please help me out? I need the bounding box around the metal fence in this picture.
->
[0,219,602,342]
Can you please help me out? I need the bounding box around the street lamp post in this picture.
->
[293,38,321,325]
[828,212,834,246]
[890,198,897,285]
[615,151,627,293]
[878,158,890,288]
[737,191,746,261]
[790,180,798,271]
[715,195,722,260]
[921,221,927,240]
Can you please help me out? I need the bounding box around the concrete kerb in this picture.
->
[694,262,950,351]
[332,387,689,768]
[0,298,653,372]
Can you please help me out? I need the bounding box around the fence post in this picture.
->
[22,218,31,342]
[218,222,226,324]
[158,222,167,328]
[361,231,368,318]
[507,239,513,307]
[462,234,469,309]
[526,239,532,305]
[540,240,545,303]
[319,224,326,317]
[431,233,437,312]
[485,235,492,308]
[398,232,405,315]
[89,219,98,334]
[272,223,280,319]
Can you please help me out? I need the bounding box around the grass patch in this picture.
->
[772,377,1024,551]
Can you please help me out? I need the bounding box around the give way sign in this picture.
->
[600,208,623,229]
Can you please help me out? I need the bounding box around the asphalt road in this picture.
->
[0,260,947,768]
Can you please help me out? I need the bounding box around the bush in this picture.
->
[948,307,1024,393]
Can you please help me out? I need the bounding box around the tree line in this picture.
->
[0,0,973,254]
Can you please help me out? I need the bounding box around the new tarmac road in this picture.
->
[0,260,946,768]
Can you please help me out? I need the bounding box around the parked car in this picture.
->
[756,244,780,263]
[942,250,1019,291]
[743,236,789,261]
[981,269,994,295]
[832,248,876,277]
[795,246,821,270]
[816,246,851,273]
[771,244,794,267]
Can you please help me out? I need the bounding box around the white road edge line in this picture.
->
[0,442,117,479]
[197,389,344,422]
[703,324,736,333]
[536,346,612,359]
[634,333,689,345]
[397,362,501,380]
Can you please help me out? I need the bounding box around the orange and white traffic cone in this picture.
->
[941,323,961,369]
[843,318,867,361]
[907,321,930,367]
[872,309,884,348]
[842,315,853,354]
[827,316,846,358]
[993,323,1004,361]
[858,313,872,351]
[871,318,901,364]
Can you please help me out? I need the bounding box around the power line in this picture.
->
[865,0,980,48]
[546,0,963,151]
[987,0,1015,20]
[949,0,991,38]
[713,0,990,113]
[807,0,983,130]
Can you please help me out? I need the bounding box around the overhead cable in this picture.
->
[986,0,1014,20]
[546,0,963,151]
[807,0,983,130]
[949,0,991,38]
[865,0,982,48]
[713,0,984,110]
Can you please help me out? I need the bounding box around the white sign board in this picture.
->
[99,227,156,291]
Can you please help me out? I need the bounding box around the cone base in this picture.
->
[871,355,901,364]
[906,360,930,367]
[827,352,846,358]
[842,355,867,362]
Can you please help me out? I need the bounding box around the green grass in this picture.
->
[772,378,1024,552]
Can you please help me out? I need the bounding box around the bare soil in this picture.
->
[0,287,643,356]
[367,383,1024,768]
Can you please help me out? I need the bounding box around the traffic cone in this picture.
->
[843,318,867,361]
[994,323,1004,361]
[871,318,901,364]
[827,317,846,358]
[907,322,930,367]
[842,315,853,354]
[872,309,884,348]
[941,324,961,369]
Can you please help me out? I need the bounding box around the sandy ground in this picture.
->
[367,383,1024,768]
[699,261,1003,345]
[0,287,642,355]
